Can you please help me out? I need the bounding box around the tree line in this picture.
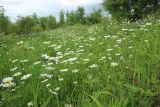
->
[103,0,160,21]
[0,6,102,35]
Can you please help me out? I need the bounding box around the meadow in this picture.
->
[0,17,160,107]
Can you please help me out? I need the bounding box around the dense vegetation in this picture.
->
[0,15,160,106]
[0,6,102,35]
[103,0,160,21]
[1,1,160,107]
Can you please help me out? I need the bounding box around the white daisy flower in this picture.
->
[21,74,32,80]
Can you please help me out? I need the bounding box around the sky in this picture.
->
[1,0,103,21]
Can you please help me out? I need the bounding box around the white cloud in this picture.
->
[60,0,102,6]
[1,0,103,21]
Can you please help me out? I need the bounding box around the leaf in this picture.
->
[41,94,53,107]
[93,91,114,98]
[84,92,103,107]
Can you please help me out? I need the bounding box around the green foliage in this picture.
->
[39,17,48,30]
[39,15,57,30]
[0,6,103,35]
[76,6,85,24]
[16,16,35,35]
[0,16,160,106]
[103,0,160,20]
[59,9,65,26]
[66,11,78,25]
[7,23,18,34]
[0,8,10,34]
[47,15,57,29]
[66,7,85,25]
[0,17,160,107]
[86,9,102,24]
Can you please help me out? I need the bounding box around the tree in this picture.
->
[59,9,65,26]
[76,6,85,24]
[86,9,102,24]
[47,15,57,29]
[16,16,35,35]
[103,0,160,21]
[39,17,48,30]
[66,11,77,25]
[32,13,39,25]
[0,7,10,34]
[66,7,86,25]
[39,16,57,30]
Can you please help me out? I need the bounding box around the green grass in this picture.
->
[0,17,160,107]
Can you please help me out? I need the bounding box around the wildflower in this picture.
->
[76,49,84,52]
[59,78,64,81]
[108,57,112,60]
[2,77,13,83]
[21,74,32,80]
[10,67,18,72]
[65,104,72,107]
[49,89,58,95]
[47,62,53,66]
[46,83,51,87]
[1,77,15,88]
[73,81,77,84]
[116,53,121,56]
[27,101,33,107]
[107,49,113,52]
[120,56,124,60]
[45,66,54,70]
[110,62,118,67]
[49,57,55,61]
[79,46,84,48]
[59,69,68,72]
[122,29,128,31]
[12,89,16,91]
[16,41,23,45]
[41,79,48,83]
[144,40,148,42]
[67,57,77,62]
[13,72,22,77]
[40,73,53,78]
[104,35,111,38]
[117,39,122,42]
[82,59,90,62]
[146,23,152,26]
[20,60,29,63]
[43,41,50,44]
[72,69,79,73]
[33,61,41,65]
[41,54,49,59]
[90,64,98,68]
[27,47,34,50]
[12,59,18,63]
[55,87,60,91]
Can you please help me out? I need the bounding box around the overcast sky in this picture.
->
[1,0,103,21]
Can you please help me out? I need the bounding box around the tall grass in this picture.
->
[0,17,160,107]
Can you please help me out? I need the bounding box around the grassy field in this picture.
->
[0,17,160,107]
